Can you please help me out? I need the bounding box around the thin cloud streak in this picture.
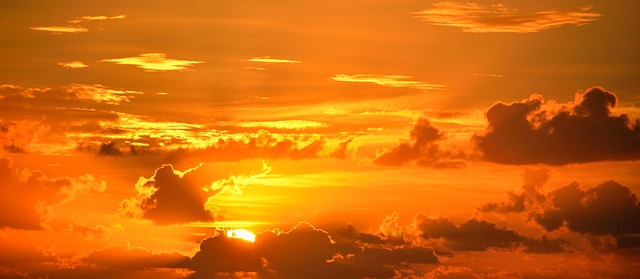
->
[102,53,204,72]
[58,61,89,69]
[413,3,601,33]
[30,26,89,34]
[69,15,126,23]
[332,74,444,91]
[247,56,301,64]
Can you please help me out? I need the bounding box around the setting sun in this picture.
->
[227,229,256,243]
[0,1,639,278]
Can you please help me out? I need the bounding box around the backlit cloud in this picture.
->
[247,56,301,64]
[473,86,640,165]
[69,15,126,24]
[237,120,328,130]
[413,3,601,33]
[30,26,89,34]
[102,53,204,72]
[58,61,88,69]
[332,74,444,91]
[374,118,466,168]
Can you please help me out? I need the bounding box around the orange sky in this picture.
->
[1,1,639,278]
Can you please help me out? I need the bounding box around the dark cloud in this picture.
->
[0,157,104,230]
[98,141,123,157]
[414,215,563,253]
[474,86,640,165]
[535,180,640,238]
[118,164,216,225]
[374,118,466,168]
[479,168,549,214]
[81,241,189,270]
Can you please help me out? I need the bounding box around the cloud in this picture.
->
[0,157,105,230]
[473,86,640,165]
[479,167,549,214]
[119,162,270,225]
[237,120,328,130]
[64,222,124,240]
[69,15,126,24]
[0,119,49,154]
[166,130,325,162]
[413,3,601,33]
[30,26,89,33]
[374,118,466,168]
[247,56,300,64]
[332,74,444,91]
[0,83,142,106]
[330,137,356,160]
[535,181,640,238]
[414,215,563,253]
[102,53,204,72]
[79,241,189,270]
[58,61,89,69]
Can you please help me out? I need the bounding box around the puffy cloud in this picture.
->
[0,157,105,230]
[479,167,549,214]
[330,137,356,160]
[414,215,563,253]
[0,119,49,154]
[119,162,270,225]
[102,53,203,72]
[374,118,466,168]
[413,3,600,33]
[535,181,640,240]
[474,86,640,165]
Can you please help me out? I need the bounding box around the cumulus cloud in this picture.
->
[413,3,600,33]
[0,119,49,154]
[102,53,203,72]
[374,118,466,168]
[414,215,563,253]
[332,74,444,91]
[0,157,105,230]
[119,162,270,225]
[479,167,549,214]
[535,181,640,239]
[473,86,640,165]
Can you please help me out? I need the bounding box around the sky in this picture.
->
[1,0,639,278]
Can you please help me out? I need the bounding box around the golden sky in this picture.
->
[1,1,639,278]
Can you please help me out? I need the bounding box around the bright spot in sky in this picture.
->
[227,229,256,242]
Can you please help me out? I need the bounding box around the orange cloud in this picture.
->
[473,86,640,165]
[247,56,300,64]
[237,120,328,130]
[332,74,444,91]
[374,118,466,168]
[0,157,105,230]
[413,3,601,33]
[69,15,126,23]
[102,53,203,72]
[58,61,89,69]
[29,26,89,34]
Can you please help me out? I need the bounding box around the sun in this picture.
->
[227,229,256,243]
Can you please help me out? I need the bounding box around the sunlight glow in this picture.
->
[227,229,256,242]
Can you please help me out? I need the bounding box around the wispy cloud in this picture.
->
[471,73,504,78]
[102,53,204,72]
[237,120,328,130]
[332,74,444,91]
[69,15,126,24]
[30,26,89,34]
[58,61,88,69]
[247,56,301,64]
[413,3,601,33]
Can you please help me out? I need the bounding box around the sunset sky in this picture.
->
[1,1,640,278]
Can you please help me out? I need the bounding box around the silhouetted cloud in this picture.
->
[0,157,105,230]
[474,86,640,165]
[479,167,549,214]
[374,118,466,168]
[535,181,640,238]
[413,3,600,33]
[119,162,270,225]
[414,215,563,253]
